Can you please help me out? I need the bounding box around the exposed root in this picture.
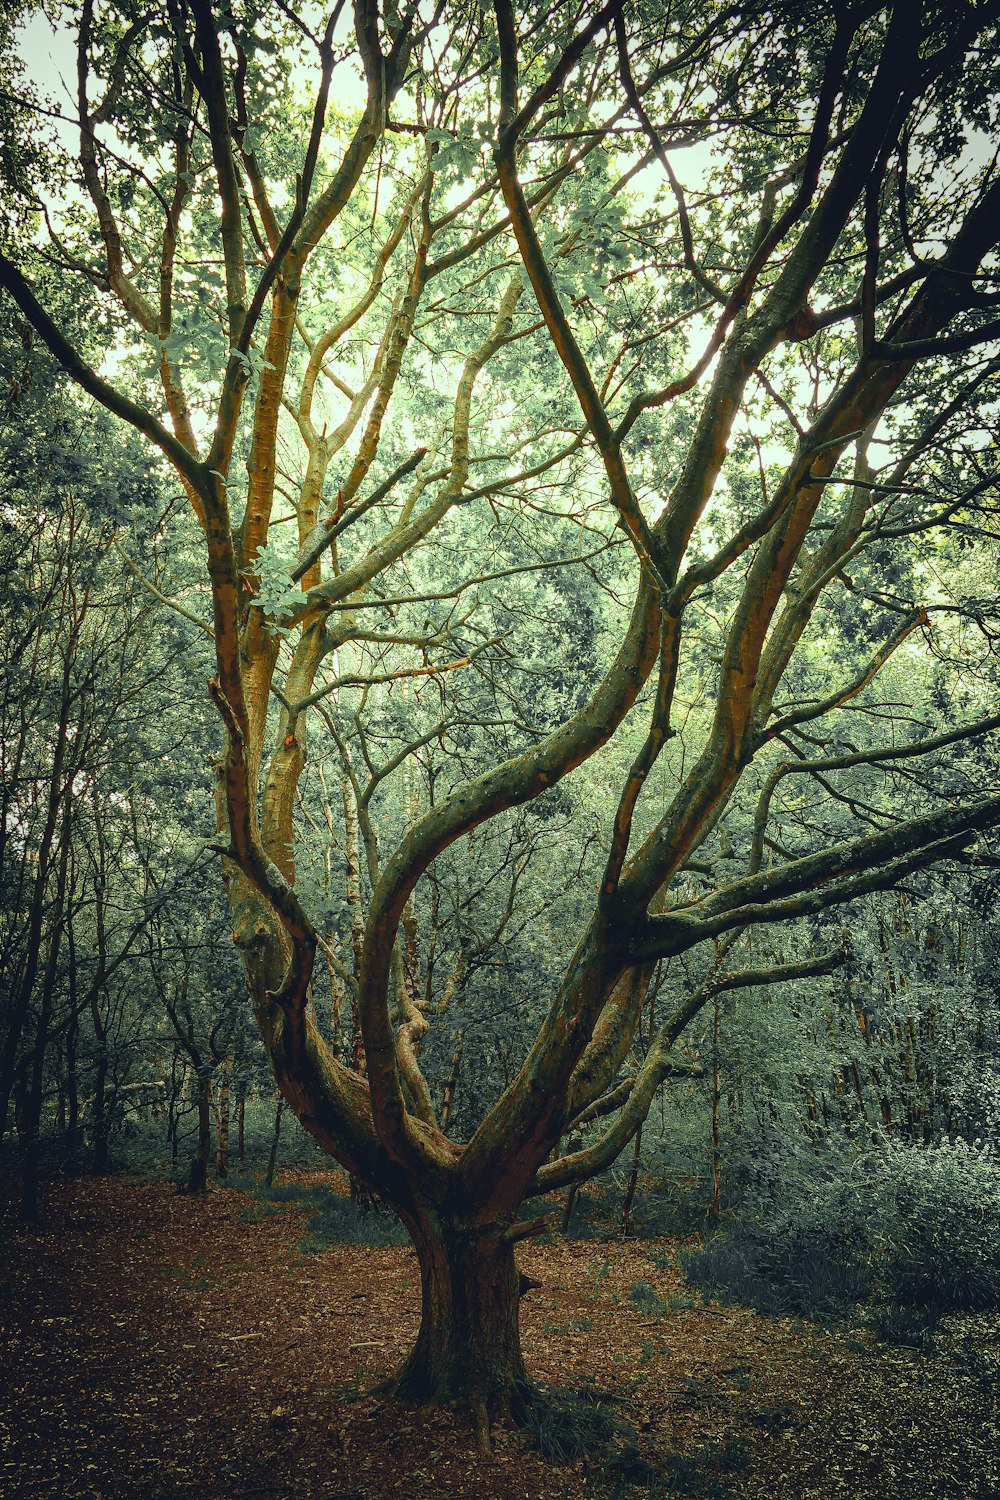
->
[471,1395,492,1454]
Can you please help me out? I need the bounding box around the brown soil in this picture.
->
[1,1172,997,1499]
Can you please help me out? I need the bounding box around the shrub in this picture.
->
[680,1136,1000,1329]
[867,1302,937,1351]
[873,1137,1000,1314]
[681,1171,875,1323]
[629,1278,667,1314]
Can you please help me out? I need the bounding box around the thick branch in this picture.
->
[634,795,1000,960]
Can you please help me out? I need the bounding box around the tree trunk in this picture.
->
[623,966,658,1236]
[710,993,722,1218]
[342,776,367,1077]
[265,1094,283,1187]
[167,1054,185,1167]
[622,1122,643,1238]
[188,1071,212,1193]
[0,664,73,1143]
[19,1063,43,1225]
[439,1026,464,1134]
[22,923,64,1220]
[216,1047,233,1179]
[65,1007,81,1170]
[55,1040,67,1138]
[391,1222,527,1422]
[237,1092,246,1166]
[90,991,111,1175]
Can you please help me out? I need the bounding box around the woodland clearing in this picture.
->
[2,1171,997,1500]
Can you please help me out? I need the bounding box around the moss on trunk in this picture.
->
[392,1222,528,1422]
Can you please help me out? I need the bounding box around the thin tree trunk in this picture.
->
[167,1053,185,1167]
[343,776,366,1076]
[440,1028,464,1134]
[216,1047,233,1179]
[20,1040,48,1224]
[55,1040,67,1138]
[265,1094,283,1187]
[188,1070,212,1193]
[622,1122,643,1238]
[89,794,114,1176]
[0,654,74,1142]
[710,993,722,1218]
[623,975,658,1236]
[21,813,69,1222]
[237,1092,246,1165]
[90,992,111,1175]
[65,1002,80,1170]
[560,1181,580,1235]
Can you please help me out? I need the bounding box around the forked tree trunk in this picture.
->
[392,1222,527,1420]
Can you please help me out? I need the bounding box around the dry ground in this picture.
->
[1,1172,998,1499]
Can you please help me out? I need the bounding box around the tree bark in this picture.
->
[188,1070,212,1193]
[265,1094,283,1187]
[391,1221,527,1422]
[216,1047,233,1178]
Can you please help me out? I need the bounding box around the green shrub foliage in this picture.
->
[683,1138,1000,1325]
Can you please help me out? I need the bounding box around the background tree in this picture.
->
[0,278,224,1210]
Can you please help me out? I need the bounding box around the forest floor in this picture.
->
[1,1171,998,1500]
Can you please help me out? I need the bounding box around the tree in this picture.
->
[0,280,220,1206]
[0,325,194,1211]
[3,0,1000,1420]
[142,866,247,1192]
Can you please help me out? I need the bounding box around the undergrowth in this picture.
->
[523,1381,749,1497]
[239,1180,408,1249]
[680,1137,1000,1341]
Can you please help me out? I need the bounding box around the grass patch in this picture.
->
[520,1381,628,1466]
[543,1315,595,1335]
[521,1381,748,1497]
[238,1180,408,1250]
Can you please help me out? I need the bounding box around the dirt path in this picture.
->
[1,1175,997,1499]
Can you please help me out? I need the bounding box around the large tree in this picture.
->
[3,0,1000,1421]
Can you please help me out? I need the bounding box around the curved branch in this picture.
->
[0,255,203,488]
[534,947,844,1195]
[635,795,1000,961]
